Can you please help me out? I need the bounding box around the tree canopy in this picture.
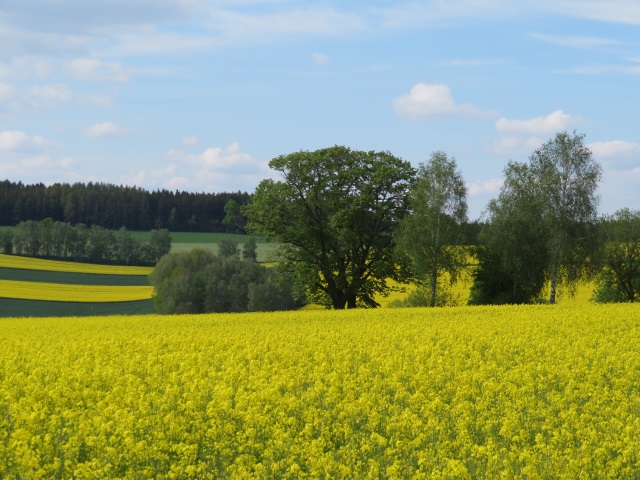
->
[593,208,640,303]
[395,151,468,307]
[244,146,415,309]
[471,131,602,305]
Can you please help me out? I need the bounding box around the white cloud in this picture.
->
[120,170,147,186]
[445,58,504,67]
[376,1,517,29]
[0,130,49,151]
[181,135,199,147]
[496,110,575,136]
[30,83,74,103]
[0,83,15,100]
[468,178,503,196]
[0,154,73,179]
[536,0,640,26]
[493,109,579,156]
[312,52,330,65]
[167,141,255,170]
[84,122,130,138]
[209,6,365,41]
[75,93,112,108]
[68,58,130,82]
[530,33,618,49]
[0,56,53,81]
[28,83,112,108]
[394,83,495,119]
[588,140,640,167]
[152,141,273,192]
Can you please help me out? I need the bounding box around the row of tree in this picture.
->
[0,220,172,265]
[0,180,251,232]
[241,134,640,309]
[149,244,304,313]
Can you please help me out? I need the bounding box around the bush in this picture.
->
[150,248,304,314]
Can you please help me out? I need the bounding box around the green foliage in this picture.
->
[0,179,251,232]
[218,239,240,258]
[592,208,640,303]
[528,131,602,302]
[244,145,415,309]
[149,248,303,314]
[471,131,602,305]
[243,236,258,261]
[0,229,12,254]
[395,151,468,307]
[147,229,172,263]
[468,245,545,305]
[8,220,171,266]
[222,199,246,233]
[389,280,460,308]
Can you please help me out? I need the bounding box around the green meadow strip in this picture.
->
[0,298,155,317]
[0,267,150,286]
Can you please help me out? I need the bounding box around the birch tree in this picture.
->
[529,131,602,303]
[395,151,468,307]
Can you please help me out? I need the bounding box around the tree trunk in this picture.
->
[430,268,437,307]
[549,268,557,304]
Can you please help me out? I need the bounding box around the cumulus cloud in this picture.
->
[467,178,503,196]
[393,83,494,119]
[167,141,255,170]
[589,140,640,160]
[30,83,74,103]
[493,110,579,156]
[84,122,130,138]
[29,83,112,108]
[0,130,49,151]
[0,56,53,81]
[496,109,575,136]
[147,141,273,192]
[68,58,130,82]
[312,52,330,65]
[181,135,199,147]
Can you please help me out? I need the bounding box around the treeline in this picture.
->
[0,180,251,232]
[241,137,640,310]
[150,243,304,313]
[0,219,171,266]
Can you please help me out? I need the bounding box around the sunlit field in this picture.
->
[0,254,153,275]
[0,254,153,316]
[0,279,153,302]
[2,304,639,478]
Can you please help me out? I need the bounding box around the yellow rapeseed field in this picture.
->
[0,254,153,276]
[0,279,153,302]
[1,304,640,478]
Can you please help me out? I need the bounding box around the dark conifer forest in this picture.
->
[0,180,251,232]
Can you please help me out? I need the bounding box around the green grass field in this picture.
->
[1,226,279,263]
[0,254,154,317]
[0,267,150,286]
[0,298,154,317]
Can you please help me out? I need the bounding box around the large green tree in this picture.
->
[470,162,549,305]
[529,131,602,303]
[593,208,640,303]
[395,151,468,307]
[244,146,415,309]
[471,131,601,305]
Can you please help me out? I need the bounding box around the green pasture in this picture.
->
[0,267,149,286]
[0,298,155,317]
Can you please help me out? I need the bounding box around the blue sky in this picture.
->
[1,1,640,219]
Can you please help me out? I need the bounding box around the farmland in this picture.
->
[1,304,640,478]
[0,254,153,317]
